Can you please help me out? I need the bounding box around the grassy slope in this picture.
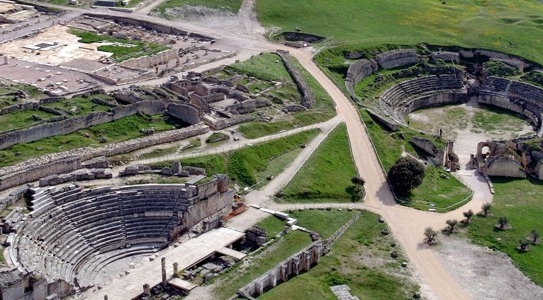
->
[151,129,319,187]
[361,110,471,211]
[467,178,543,286]
[213,211,357,299]
[157,0,242,17]
[259,211,418,300]
[233,53,336,139]
[0,114,178,168]
[282,123,357,203]
[257,0,543,65]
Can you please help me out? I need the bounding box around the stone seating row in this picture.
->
[381,75,463,107]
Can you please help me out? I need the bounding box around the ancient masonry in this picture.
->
[0,123,210,191]
[3,175,233,299]
[237,213,360,299]
[276,50,315,108]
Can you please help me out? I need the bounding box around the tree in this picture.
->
[388,157,425,196]
[463,209,474,223]
[481,203,492,217]
[350,184,364,202]
[351,176,366,186]
[518,239,530,252]
[446,219,458,234]
[530,229,540,244]
[497,216,508,230]
[424,227,437,245]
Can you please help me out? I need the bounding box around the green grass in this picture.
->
[44,97,111,116]
[206,132,230,143]
[257,0,543,65]
[69,29,169,62]
[232,53,336,139]
[238,121,294,139]
[150,129,319,187]
[0,114,179,168]
[0,109,56,133]
[227,53,294,82]
[282,124,357,203]
[472,105,532,135]
[466,178,543,286]
[156,0,242,19]
[361,110,470,211]
[258,211,418,300]
[213,211,359,299]
[138,146,178,159]
[406,166,472,212]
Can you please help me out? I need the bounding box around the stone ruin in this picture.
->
[119,160,206,177]
[470,138,543,180]
[244,226,268,248]
[2,174,234,299]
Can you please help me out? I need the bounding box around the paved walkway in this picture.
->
[86,227,244,300]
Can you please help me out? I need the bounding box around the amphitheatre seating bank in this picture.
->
[12,177,233,290]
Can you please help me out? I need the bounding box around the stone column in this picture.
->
[173,262,179,278]
[161,257,167,283]
[143,284,151,296]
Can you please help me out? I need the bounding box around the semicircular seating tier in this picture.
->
[378,71,467,123]
[479,76,543,136]
[11,178,232,289]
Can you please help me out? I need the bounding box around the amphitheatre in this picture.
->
[1,0,543,299]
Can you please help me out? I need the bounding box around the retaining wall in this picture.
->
[276,51,315,108]
[0,100,165,150]
[0,124,209,191]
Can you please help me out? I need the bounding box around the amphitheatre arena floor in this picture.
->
[2,0,543,299]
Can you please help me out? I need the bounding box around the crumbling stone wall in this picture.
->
[431,51,460,63]
[119,48,178,69]
[345,59,377,96]
[238,213,360,299]
[167,103,201,125]
[484,156,526,178]
[275,51,315,108]
[0,124,209,191]
[375,49,419,69]
[0,100,165,149]
[206,115,254,130]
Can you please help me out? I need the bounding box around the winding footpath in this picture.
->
[0,1,496,299]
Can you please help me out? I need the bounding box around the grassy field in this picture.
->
[360,110,471,211]
[231,53,336,139]
[212,210,357,299]
[257,0,543,65]
[150,129,319,187]
[281,124,357,203]
[0,84,44,109]
[44,97,111,116]
[466,178,543,286]
[70,29,169,62]
[0,114,179,168]
[472,105,532,135]
[407,166,472,212]
[156,0,242,19]
[258,211,418,300]
[0,109,56,133]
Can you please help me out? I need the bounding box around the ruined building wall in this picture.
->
[119,49,178,69]
[479,93,540,130]
[276,51,315,108]
[345,59,376,97]
[375,49,419,69]
[484,156,526,178]
[0,100,165,150]
[167,103,201,125]
[0,124,209,191]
